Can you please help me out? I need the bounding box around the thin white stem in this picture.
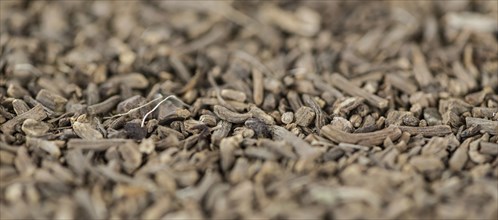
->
[140,95,189,127]
[103,96,164,120]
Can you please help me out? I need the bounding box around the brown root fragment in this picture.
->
[140,95,190,127]
[330,73,388,109]
[479,142,498,156]
[398,125,452,137]
[411,44,434,88]
[67,139,133,151]
[271,125,322,160]
[465,117,498,135]
[449,137,473,171]
[252,69,264,106]
[214,105,252,124]
[321,125,402,146]
[1,105,47,134]
[87,95,121,115]
[35,89,68,112]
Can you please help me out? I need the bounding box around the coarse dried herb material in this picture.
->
[1,1,497,220]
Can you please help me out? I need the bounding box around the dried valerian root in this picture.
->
[21,119,50,137]
[214,105,252,124]
[465,117,498,135]
[294,106,315,127]
[71,115,103,140]
[398,125,452,137]
[26,137,61,158]
[330,73,388,109]
[1,1,497,220]
[245,118,271,138]
[139,95,190,127]
[321,125,402,146]
[1,105,47,134]
[36,89,68,113]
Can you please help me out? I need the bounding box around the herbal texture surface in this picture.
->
[1,1,497,219]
